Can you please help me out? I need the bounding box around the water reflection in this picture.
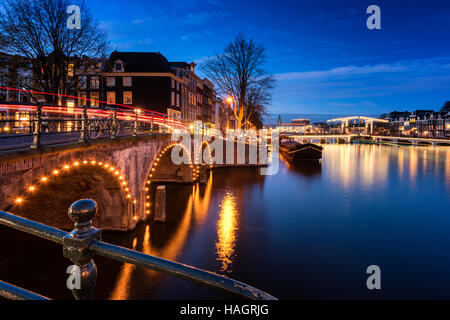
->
[216,191,239,273]
[284,159,322,177]
[109,173,214,299]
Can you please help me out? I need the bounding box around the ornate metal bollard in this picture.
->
[79,106,88,143]
[63,199,101,300]
[30,103,42,149]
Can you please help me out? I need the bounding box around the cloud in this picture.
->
[275,64,408,81]
[272,57,450,113]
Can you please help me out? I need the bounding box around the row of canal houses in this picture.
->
[383,110,450,138]
[0,51,235,133]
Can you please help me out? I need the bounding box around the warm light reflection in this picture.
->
[110,174,214,300]
[216,191,239,273]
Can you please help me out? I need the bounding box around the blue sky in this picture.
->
[85,0,450,115]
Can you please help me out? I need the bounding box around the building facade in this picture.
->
[384,110,450,138]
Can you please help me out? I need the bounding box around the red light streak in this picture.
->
[0,86,165,116]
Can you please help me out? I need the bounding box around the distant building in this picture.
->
[102,51,182,120]
[277,118,312,134]
[169,61,200,124]
[384,110,450,138]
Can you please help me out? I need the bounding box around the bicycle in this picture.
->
[87,110,121,139]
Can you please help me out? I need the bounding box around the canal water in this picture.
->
[1,144,450,299]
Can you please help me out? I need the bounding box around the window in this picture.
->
[171,78,175,88]
[78,93,87,106]
[171,92,175,106]
[123,91,132,104]
[107,77,115,86]
[90,76,99,89]
[115,63,122,71]
[68,64,74,77]
[123,77,132,86]
[90,93,99,107]
[176,94,180,107]
[107,92,116,104]
[80,76,87,89]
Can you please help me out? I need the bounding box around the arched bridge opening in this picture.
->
[7,160,135,230]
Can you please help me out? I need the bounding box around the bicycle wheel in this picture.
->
[87,120,102,139]
[107,119,121,137]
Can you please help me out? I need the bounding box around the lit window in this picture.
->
[107,77,115,86]
[90,93,99,107]
[171,92,175,106]
[123,77,132,87]
[107,92,116,104]
[68,64,74,77]
[123,91,132,104]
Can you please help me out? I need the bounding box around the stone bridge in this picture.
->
[0,134,222,231]
[0,133,264,231]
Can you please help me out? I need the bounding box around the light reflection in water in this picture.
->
[216,191,239,273]
[109,173,214,300]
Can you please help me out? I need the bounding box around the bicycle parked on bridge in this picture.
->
[87,109,121,139]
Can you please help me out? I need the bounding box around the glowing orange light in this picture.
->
[15,198,23,203]
[28,186,35,191]
[41,177,47,182]
[53,170,59,175]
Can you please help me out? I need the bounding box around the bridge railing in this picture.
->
[0,102,186,151]
[0,199,276,301]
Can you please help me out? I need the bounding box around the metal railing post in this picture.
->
[30,103,42,149]
[63,199,101,300]
[111,110,117,139]
[79,106,88,143]
[133,110,139,137]
[163,115,166,134]
[151,115,154,134]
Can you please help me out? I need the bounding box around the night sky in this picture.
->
[85,0,450,115]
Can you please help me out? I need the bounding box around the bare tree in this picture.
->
[201,34,275,129]
[441,101,450,113]
[0,0,109,104]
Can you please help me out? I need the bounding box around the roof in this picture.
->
[109,51,172,73]
[169,62,189,69]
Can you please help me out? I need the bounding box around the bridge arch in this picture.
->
[195,141,213,168]
[7,158,135,230]
[142,142,195,218]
